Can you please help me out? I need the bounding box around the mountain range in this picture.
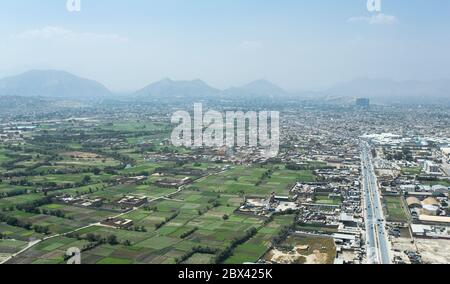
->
[134,78,220,99]
[0,70,448,104]
[0,70,111,98]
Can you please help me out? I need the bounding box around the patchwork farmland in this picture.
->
[0,119,321,264]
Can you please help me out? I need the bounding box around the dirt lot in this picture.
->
[62,151,101,159]
[266,245,329,264]
[264,235,336,264]
[416,238,450,264]
[391,237,415,264]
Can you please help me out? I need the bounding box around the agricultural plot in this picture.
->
[421,180,450,187]
[384,196,408,223]
[0,184,30,197]
[224,215,294,264]
[120,162,170,175]
[182,253,215,264]
[9,193,274,263]
[0,148,9,163]
[0,239,28,259]
[192,165,315,197]
[50,183,107,197]
[401,167,422,175]
[7,237,91,264]
[57,151,120,168]
[6,210,86,235]
[0,193,43,210]
[38,204,115,224]
[0,119,309,265]
[29,173,114,185]
[296,224,339,234]
[99,121,168,132]
[0,223,44,241]
[315,194,342,206]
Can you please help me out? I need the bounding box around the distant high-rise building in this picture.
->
[356,98,370,108]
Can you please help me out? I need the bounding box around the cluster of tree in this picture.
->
[33,225,50,235]
[19,175,97,191]
[175,246,219,264]
[120,171,150,178]
[15,196,53,213]
[84,233,119,246]
[23,147,56,157]
[100,166,117,175]
[259,158,282,165]
[272,208,299,216]
[272,225,295,246]
[136,144,156,154]
[143,206,158,212]
[64,232,123,257]
[371,149,377,158]
[1,160,56,179]
[197,200,220,216]
[286,162,332,171]
[161,146,179,154]
[417,176,443,182]
[180,227,198,239]
[8,179,80,194]
[40,208,67,219]
[0,212,51,234]
[1,206,15,212]
[83,148,136,167]
[1,153,33,170]
[154,167,203,177]
[215,227,258,264]
[0,213,31,230]
[4,145,24,152]
[31,132,76,147]
[155,210,180,230]
[44,166,99,176]
[386,148,414,162]
[128,226,147,233]
[256,169,273,186]
[208,197,221,208]
[9,179,34,187]
[263,215,274,226]
[81,175,92,185]
[0,189,27,199]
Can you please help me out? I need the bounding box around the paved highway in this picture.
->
[361,142,391,264]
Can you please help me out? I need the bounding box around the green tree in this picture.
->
[107,234,119,245]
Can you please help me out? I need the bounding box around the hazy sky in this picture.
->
[1,0,450,92]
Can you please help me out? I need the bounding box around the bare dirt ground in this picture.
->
[391,237,415,264]
[62,151,101,159]
[416,238,450,264]
[266,245,329,264]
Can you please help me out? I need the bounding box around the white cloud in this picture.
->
[15,26,128,42]
[348,14,398,25]
[239,41,264,51]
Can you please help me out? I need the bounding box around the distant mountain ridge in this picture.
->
[0,70,111,98]
[326,78,450,104]
[134,78,220,100]
[1,70,449,104]
[221,79,288,99]
[133,78,289,100]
